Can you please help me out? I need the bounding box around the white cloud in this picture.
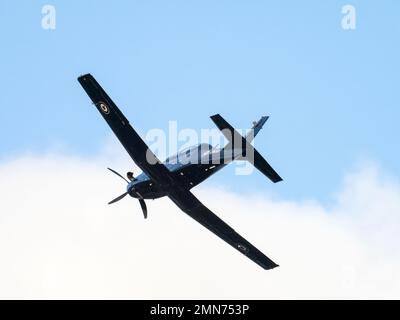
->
[0,153,399,299]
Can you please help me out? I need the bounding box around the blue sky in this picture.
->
[1,1,399,202]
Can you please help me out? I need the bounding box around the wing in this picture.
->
[78,74,173,186]
[168,189,278,270]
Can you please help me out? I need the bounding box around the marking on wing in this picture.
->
[237,244,249,254]
[97,101,110,114]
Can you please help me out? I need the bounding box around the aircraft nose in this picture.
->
[127,184,133,192]
[127,183,138,197]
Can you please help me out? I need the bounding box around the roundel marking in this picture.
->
[237,244,249,253]
[98,102,110,114]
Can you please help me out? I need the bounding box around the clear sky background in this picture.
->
[0,1,400,299]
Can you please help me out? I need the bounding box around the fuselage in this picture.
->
[127,143,240,199]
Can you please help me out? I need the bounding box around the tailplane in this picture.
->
[210,114,282,183]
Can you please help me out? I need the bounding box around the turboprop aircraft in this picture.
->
[78,74,282,270]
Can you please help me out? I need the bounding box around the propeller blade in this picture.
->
[107,167,129,183]
[139,199,148,219]
[108,192,129,205]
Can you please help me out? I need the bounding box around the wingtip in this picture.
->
[267,263,279,270]
[77,73,92,82]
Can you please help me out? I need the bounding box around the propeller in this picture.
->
[107,167,148,219]
[139,198,148,219]
[108,191,128,204]
[107,167,129,183]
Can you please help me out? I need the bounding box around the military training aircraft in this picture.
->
[78,74,282,270]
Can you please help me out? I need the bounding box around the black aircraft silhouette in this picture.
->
[78,74,282,270]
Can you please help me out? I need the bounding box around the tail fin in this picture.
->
[210,114,283,183]
[246,116,269,142]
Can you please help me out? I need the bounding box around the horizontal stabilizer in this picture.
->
[252,148,283,183]
[210,114,282,183]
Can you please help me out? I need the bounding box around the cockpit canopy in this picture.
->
[164,143,214,164]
